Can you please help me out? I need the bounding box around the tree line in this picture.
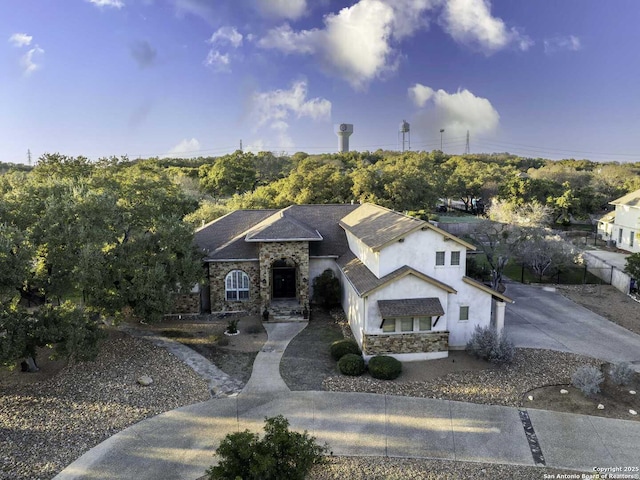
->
[2,149,639,370]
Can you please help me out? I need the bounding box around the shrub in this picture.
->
[330,339,360,361]
[609,362,634,386]
[226,319,238,334]
[338,353,365,376]
[207,415,326,480]
[466,325,515,365]
[572,365,604,397]
[368,355,402,380]
[312,269,341,308]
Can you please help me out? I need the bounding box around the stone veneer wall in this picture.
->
[208,260,261,313]
[259,242,310,307]
[172,293,200,314]
[362,331,449,355]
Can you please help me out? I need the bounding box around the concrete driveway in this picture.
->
[505,282,640,370]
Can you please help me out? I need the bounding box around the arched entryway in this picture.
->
[272,258,297,299]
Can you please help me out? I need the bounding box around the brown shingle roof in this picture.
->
[339,203,424,251]
[195,204,359,260]
[339,203,476,251]
[378,298,445,317]
[245,208,323,242]
[337,252,456,296]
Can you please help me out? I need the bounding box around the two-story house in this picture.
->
[192,203,511,361]
[598,189,640,253]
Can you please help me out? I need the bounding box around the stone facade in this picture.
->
[258,242,310,308]
[208,260,261,313]
[362,331,449,355]
[171,293,200,314]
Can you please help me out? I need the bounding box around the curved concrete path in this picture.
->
[55,321,640,480]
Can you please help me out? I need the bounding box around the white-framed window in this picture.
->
[630,231,635,248]
[459,306,469,321]
[451,251,460,266]
[225,270,249,301]
[381,316,433,333]
[619,228,623,244]
[436,251,445,266]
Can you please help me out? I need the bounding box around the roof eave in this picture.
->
[462,276,514,303]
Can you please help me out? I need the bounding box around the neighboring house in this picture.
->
[598,189,640,253]
[191,203,512,361]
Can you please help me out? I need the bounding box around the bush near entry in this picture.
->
[338,353,366,376]
[329,338,360,361]
[368,355,402,380]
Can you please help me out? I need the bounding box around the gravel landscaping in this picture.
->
[322,348,602,407]
[0,329,210,480]
[308,456,582,480]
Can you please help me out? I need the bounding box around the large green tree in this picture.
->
[199,151,257,198]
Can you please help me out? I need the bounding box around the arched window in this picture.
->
[225,270,249,301]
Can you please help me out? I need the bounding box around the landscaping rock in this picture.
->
[597,404,605,410]
[137,375,153,386]
[560,389,568,394]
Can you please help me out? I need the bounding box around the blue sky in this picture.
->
[2,0,639,163]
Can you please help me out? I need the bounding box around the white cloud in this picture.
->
[165,138,201,157]
[20,46,45,76]
[259,0,399,89]
[409,83,500,139]
[249,80,331,149]
[208,26,243,48]
[440,0,531,54]
[544,35,581,54]
[203,50,230,72]
[8,33,32,47]
[171,0,216,24]
[408,84,435,108]
[255,0,308,20]
[258,24,316,54]
[87,0,125,8]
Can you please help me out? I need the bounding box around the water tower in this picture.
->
[399,120,410,152]
[335,123,354,152]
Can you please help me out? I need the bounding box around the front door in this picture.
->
[273,268,296,298]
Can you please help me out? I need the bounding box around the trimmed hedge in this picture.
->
[368,355,402,380]
[330,339,360,361]
[338,353,365,376]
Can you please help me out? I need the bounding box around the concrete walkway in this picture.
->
[55,320,640,480]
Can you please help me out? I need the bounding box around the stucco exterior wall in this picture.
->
[612,205,640,253]
[446,283,493,348]
[377,228,466,281]
[339,269,365,346]
[345,231,380,277]
[208,260,261,313]
[259,242,310,307]
[365,275,450,334]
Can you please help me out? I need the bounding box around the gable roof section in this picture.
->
[337,252,456,297]
[245,207,323,242]
[339,203,475,252]
[462,276,513,303]
[194,204,360,260]
[195,210,276,260]
[378,298,445,318]
[610,189,640,208]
